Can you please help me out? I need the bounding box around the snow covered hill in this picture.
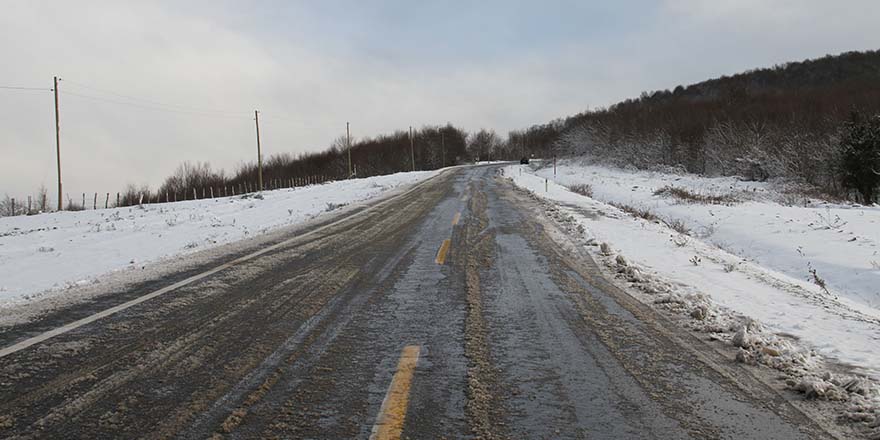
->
[0,170,437,308]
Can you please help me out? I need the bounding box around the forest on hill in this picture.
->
[508,50,880,202]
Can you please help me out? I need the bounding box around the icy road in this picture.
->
[0,165,833,438]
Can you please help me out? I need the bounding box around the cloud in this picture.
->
[2,1,879,199]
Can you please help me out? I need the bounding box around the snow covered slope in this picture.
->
[0,170,437,307]
[505,160,880,380]
[531,160,880,310]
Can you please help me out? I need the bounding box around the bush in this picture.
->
[610,202,659,222]
[119,184,152,207]
[840,112,880,204]
[567,183,593,197]
[666,218,691,235]
[653,185,738,205]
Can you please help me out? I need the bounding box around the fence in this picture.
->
[1,175,332,218]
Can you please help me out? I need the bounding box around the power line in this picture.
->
[0,85,51,92]
[60,90,250,119]
[62,79,246,116]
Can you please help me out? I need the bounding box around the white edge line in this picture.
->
[0,170,451,359]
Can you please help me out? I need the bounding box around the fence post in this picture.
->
[105,193,109,208]
[28,196,32,214]
[82,193,85,209]
[93,193,97,210]
[117,193,120,207]
[42,194,46,212]
[10,198,14,216]
[193,188,197,200]
[210,187,214,199]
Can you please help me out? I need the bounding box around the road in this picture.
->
[0,165,833,439]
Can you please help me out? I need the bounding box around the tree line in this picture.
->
[132,124,474,207]
[508,49,880,203]
[2,123,485,215]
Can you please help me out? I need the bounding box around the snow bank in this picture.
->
[504,162,880,377]
[506,161,880,434]
[0,171,437,307]
[531,160,880,311]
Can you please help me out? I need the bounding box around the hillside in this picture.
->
[510,49,880,201]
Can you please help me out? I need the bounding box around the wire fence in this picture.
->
[0,175,333,218]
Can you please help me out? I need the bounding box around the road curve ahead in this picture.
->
[0,165,832,439]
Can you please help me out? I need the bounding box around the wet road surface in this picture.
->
[0,165,832,439]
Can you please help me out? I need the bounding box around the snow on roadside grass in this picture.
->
[504,163,880,434]
[0,171,437,307]
[532,160,880,312]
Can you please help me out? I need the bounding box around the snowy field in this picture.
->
[505,160,880,381]
[0,170,437,308]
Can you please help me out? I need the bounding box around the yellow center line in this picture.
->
[435,239,451,265]
[452,212,461,226]
[370,345,421,440]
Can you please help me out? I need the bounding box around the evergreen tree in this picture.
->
[840,112,880,203]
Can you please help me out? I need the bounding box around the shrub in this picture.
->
[839,112,880,204]
[667,218,691,235]
[567,183,593,197]
[653,185,738,205]
[610,202,659,222]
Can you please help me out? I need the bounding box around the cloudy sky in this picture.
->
[2,1,879,199]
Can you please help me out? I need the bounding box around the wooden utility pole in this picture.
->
[254,110,263,191]
[346,122,352,178]
[53,76,62,211]
[409,126,415,172]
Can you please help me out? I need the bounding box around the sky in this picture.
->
[2,0,880,200]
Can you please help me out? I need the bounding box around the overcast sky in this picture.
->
[2,1,880,199]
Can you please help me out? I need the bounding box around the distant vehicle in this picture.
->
[520,157,530,164]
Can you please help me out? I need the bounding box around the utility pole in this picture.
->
[53,76,62,211]
[346,122,352,178]
[254,110,263,191]
[409,126,416,172]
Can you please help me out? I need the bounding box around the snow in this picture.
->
[0,171,437,308]
[504,160,880,380]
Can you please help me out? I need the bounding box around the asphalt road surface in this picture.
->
[0,165,834,439]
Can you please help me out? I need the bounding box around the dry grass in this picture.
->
[611,201,691,235]
[653,185,738,205]
[567,183,593,197]
[610,202,659,222]
[667,218,691,235]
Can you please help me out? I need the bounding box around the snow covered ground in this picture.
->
[504,160,880,379]
[506,159,880,432]
[0,170,437,308]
